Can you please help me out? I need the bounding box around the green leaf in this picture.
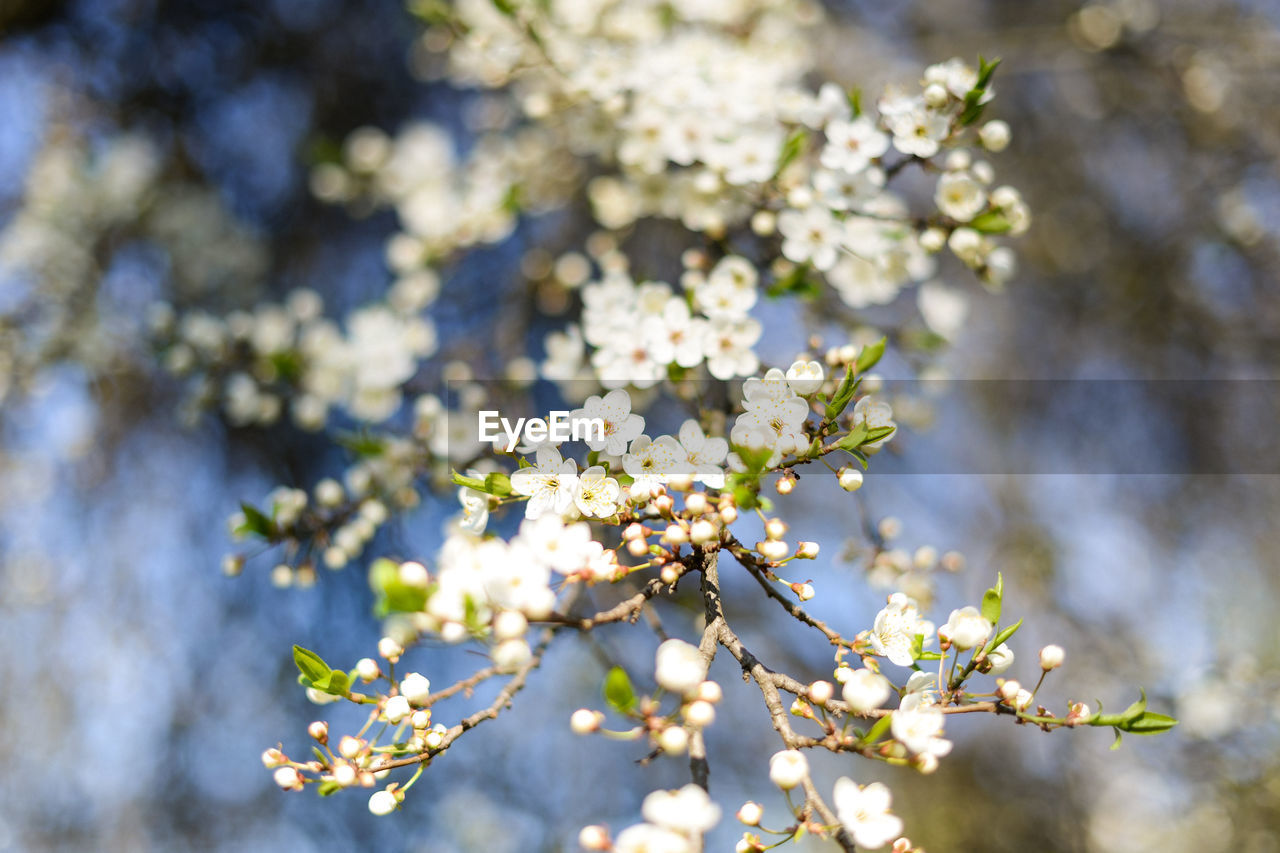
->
[984,618,1022,653]
[603,666,637,713]
[293,645,332,684]
[860,712,893,744]
[775,129,809,175]
[970,211,1013,234]
[855,337,886,374]
[847,87,863,118]
[766,263,821,300]
[1121,711,1179,735]
[1110,728,1124,750]
[335,431,387,457]
[823,362,860,421]
[1120,688,1148,723]
[981,573,1003,624]
[316,780,342,797]
[370,555,428,618]
[959,56,1002,126]
[237,502,275,538]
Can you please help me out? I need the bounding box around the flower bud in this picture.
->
[578,825,611,851]
[396,561,428,589]
[623,522,646,541]
[923,82,949,107]
[979,119,1012,152]
[664,523,689,545]
[768,749,809,789]
[684,493,708,515]
[411,710,430,729]
[308,721,328,743]
[384,695,411,724]
[808,680,834,706]
[838,467,864,492]
[493,610,528,642]
[627,537,649,557]
[660,564,681,584]
[659,725,689,755]
[1039,644,1065,671]
[684,699,716,728]
[998,680,1022,703]
[493,638,532,673]
[775,476,795,495]
[338,736,363,759]
[368,789,398,816]
[333,762,357,787]
[796,541,820,559]
[764,518,788,540]
[261,748,286,768]
[273,766,303,791]
[737,801,764,826]
[1013,688,1034,711]
[377,637,403,661]
[696,680,723,704]
[570,708,603,734]
[689,519,718,545]
[719,505,738,524]
[757,539,789,561]
[793,582,815,601]
[916,753,939,774]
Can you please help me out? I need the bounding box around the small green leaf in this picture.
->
[316,780,342,797]
[1110,728,1124,750]
[860,713,893,744]
[1122,711,1179,735]
[775,129,809,175]
[970,211,1013,234]
[981,573,1003,624]
[984,618,1022,653]
[1120,689,1148,723]
[603,666,637,713]
[855,337,887,374]
[824,363,860,421]
[848,88,863,118]
[237,502,275,539]
[293,645,332,684]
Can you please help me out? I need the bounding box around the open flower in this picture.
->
[624,435,691,491]
[574,465,621,518]
[509,447,579,519]
[869,593,933,667]
[891,703,953,758]
[642,784,721,836]
[832,778,904,850]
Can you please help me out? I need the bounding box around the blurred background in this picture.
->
[1,0,1279,851]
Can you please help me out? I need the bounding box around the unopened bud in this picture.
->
[796,541,820,559]
[838,467,864,491]
[737,801,764,826]
[1039,644,1065,671]
[570,708,603,734]
[308,721,328,743]
[808,680,834,706]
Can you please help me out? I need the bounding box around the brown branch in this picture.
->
[697,547,858,852]
[537,564,691,630]
[726,537,849,646]
[373,627,556,772]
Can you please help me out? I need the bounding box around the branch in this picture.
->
[373,627,556,772]
[697,547,858,852]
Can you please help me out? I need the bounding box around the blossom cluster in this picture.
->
[153,281,438,428]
